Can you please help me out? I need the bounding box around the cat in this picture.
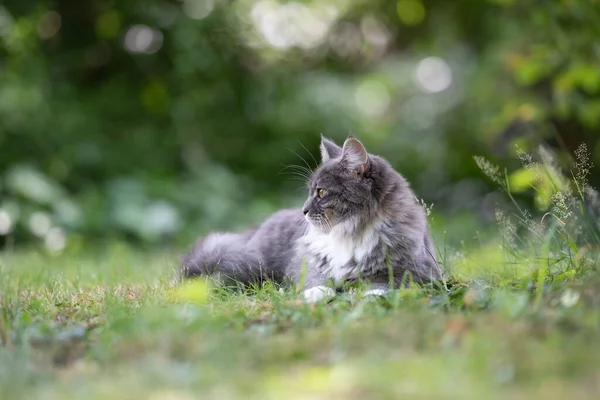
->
[180,135,442,302]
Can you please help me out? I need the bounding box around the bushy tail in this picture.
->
[179,233,264,286]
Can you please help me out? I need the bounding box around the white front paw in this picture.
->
[303,286,335,303]
[364,288,388,297]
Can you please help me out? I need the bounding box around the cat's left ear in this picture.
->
[341,137,369,175]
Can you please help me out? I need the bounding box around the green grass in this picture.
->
[1,235,600,400]
[3,132,597,399]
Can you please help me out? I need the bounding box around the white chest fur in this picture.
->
[302,223,382,282]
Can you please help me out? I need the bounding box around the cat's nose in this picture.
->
[302,199,311,215]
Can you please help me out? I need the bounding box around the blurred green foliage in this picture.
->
[0,0,598,248]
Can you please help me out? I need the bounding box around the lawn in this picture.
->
[1,229,599,400]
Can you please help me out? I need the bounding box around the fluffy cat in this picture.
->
[180,136,442,302]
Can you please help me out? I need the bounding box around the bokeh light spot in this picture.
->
[183,0,214,20]
[29,212,52,238]
[0,210,12,235]
[124,25,163,54]
[95,10,122,39]
[0,7,13,37]
[415,57,452,93]
[397,0,425,26]
[251,1,337,50]
[45,227,66,253]
[144,201,181,237]
[355,80,391,116]
[360,16,390,48]
[37,11,61,39]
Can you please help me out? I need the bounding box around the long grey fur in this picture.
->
[180,136,442,299]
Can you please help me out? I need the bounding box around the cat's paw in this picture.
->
[303,286,335,303]
[363,288,388,297]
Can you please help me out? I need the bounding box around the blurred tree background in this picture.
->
[0,0,598,252]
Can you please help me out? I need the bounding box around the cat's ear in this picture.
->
[320,135,342,163]
[341,137,369,175]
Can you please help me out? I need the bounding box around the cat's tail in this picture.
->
[179,233,264,286]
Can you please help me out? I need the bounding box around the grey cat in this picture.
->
[180,136,442,302]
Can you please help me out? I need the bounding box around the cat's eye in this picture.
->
[316,188,325,199]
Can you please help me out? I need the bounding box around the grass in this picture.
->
[1,145,598,399]
[1,234,600,400]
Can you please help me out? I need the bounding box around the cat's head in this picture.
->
[302,135,382,233]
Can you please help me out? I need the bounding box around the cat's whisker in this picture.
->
[279,165,313,181]
[325,218,333,234]
[279,165,309,176]
[286,147,315,173]
[297,140,318,168]
[285,174,310,181]
[279,171,312,183]
[281,164,312,173]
